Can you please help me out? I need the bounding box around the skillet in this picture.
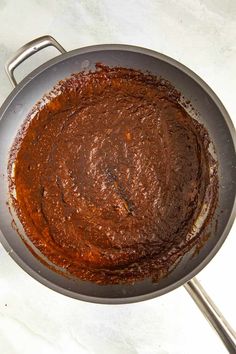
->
[0,36,235,351]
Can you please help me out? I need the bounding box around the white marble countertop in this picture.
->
[0,1,235,353]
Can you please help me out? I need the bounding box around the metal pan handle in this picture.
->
[185,277,236,353]
[5,35,66,87]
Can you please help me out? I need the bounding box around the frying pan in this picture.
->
[0,36,235,352]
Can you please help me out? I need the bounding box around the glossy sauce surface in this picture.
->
[11,66,217,283]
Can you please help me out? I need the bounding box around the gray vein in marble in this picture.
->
[0,311,57,349]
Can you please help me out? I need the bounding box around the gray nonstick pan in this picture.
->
[0,36,235,352]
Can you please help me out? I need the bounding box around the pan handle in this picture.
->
[5,35,66,87]
[185,277,236,353]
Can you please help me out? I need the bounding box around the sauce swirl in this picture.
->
[10,66,218,284]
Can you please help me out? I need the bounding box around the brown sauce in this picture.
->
[9,65,218,284]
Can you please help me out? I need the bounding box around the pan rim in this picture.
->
[0,43,235,304]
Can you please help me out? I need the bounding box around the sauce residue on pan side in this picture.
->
[9,65,218,284]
